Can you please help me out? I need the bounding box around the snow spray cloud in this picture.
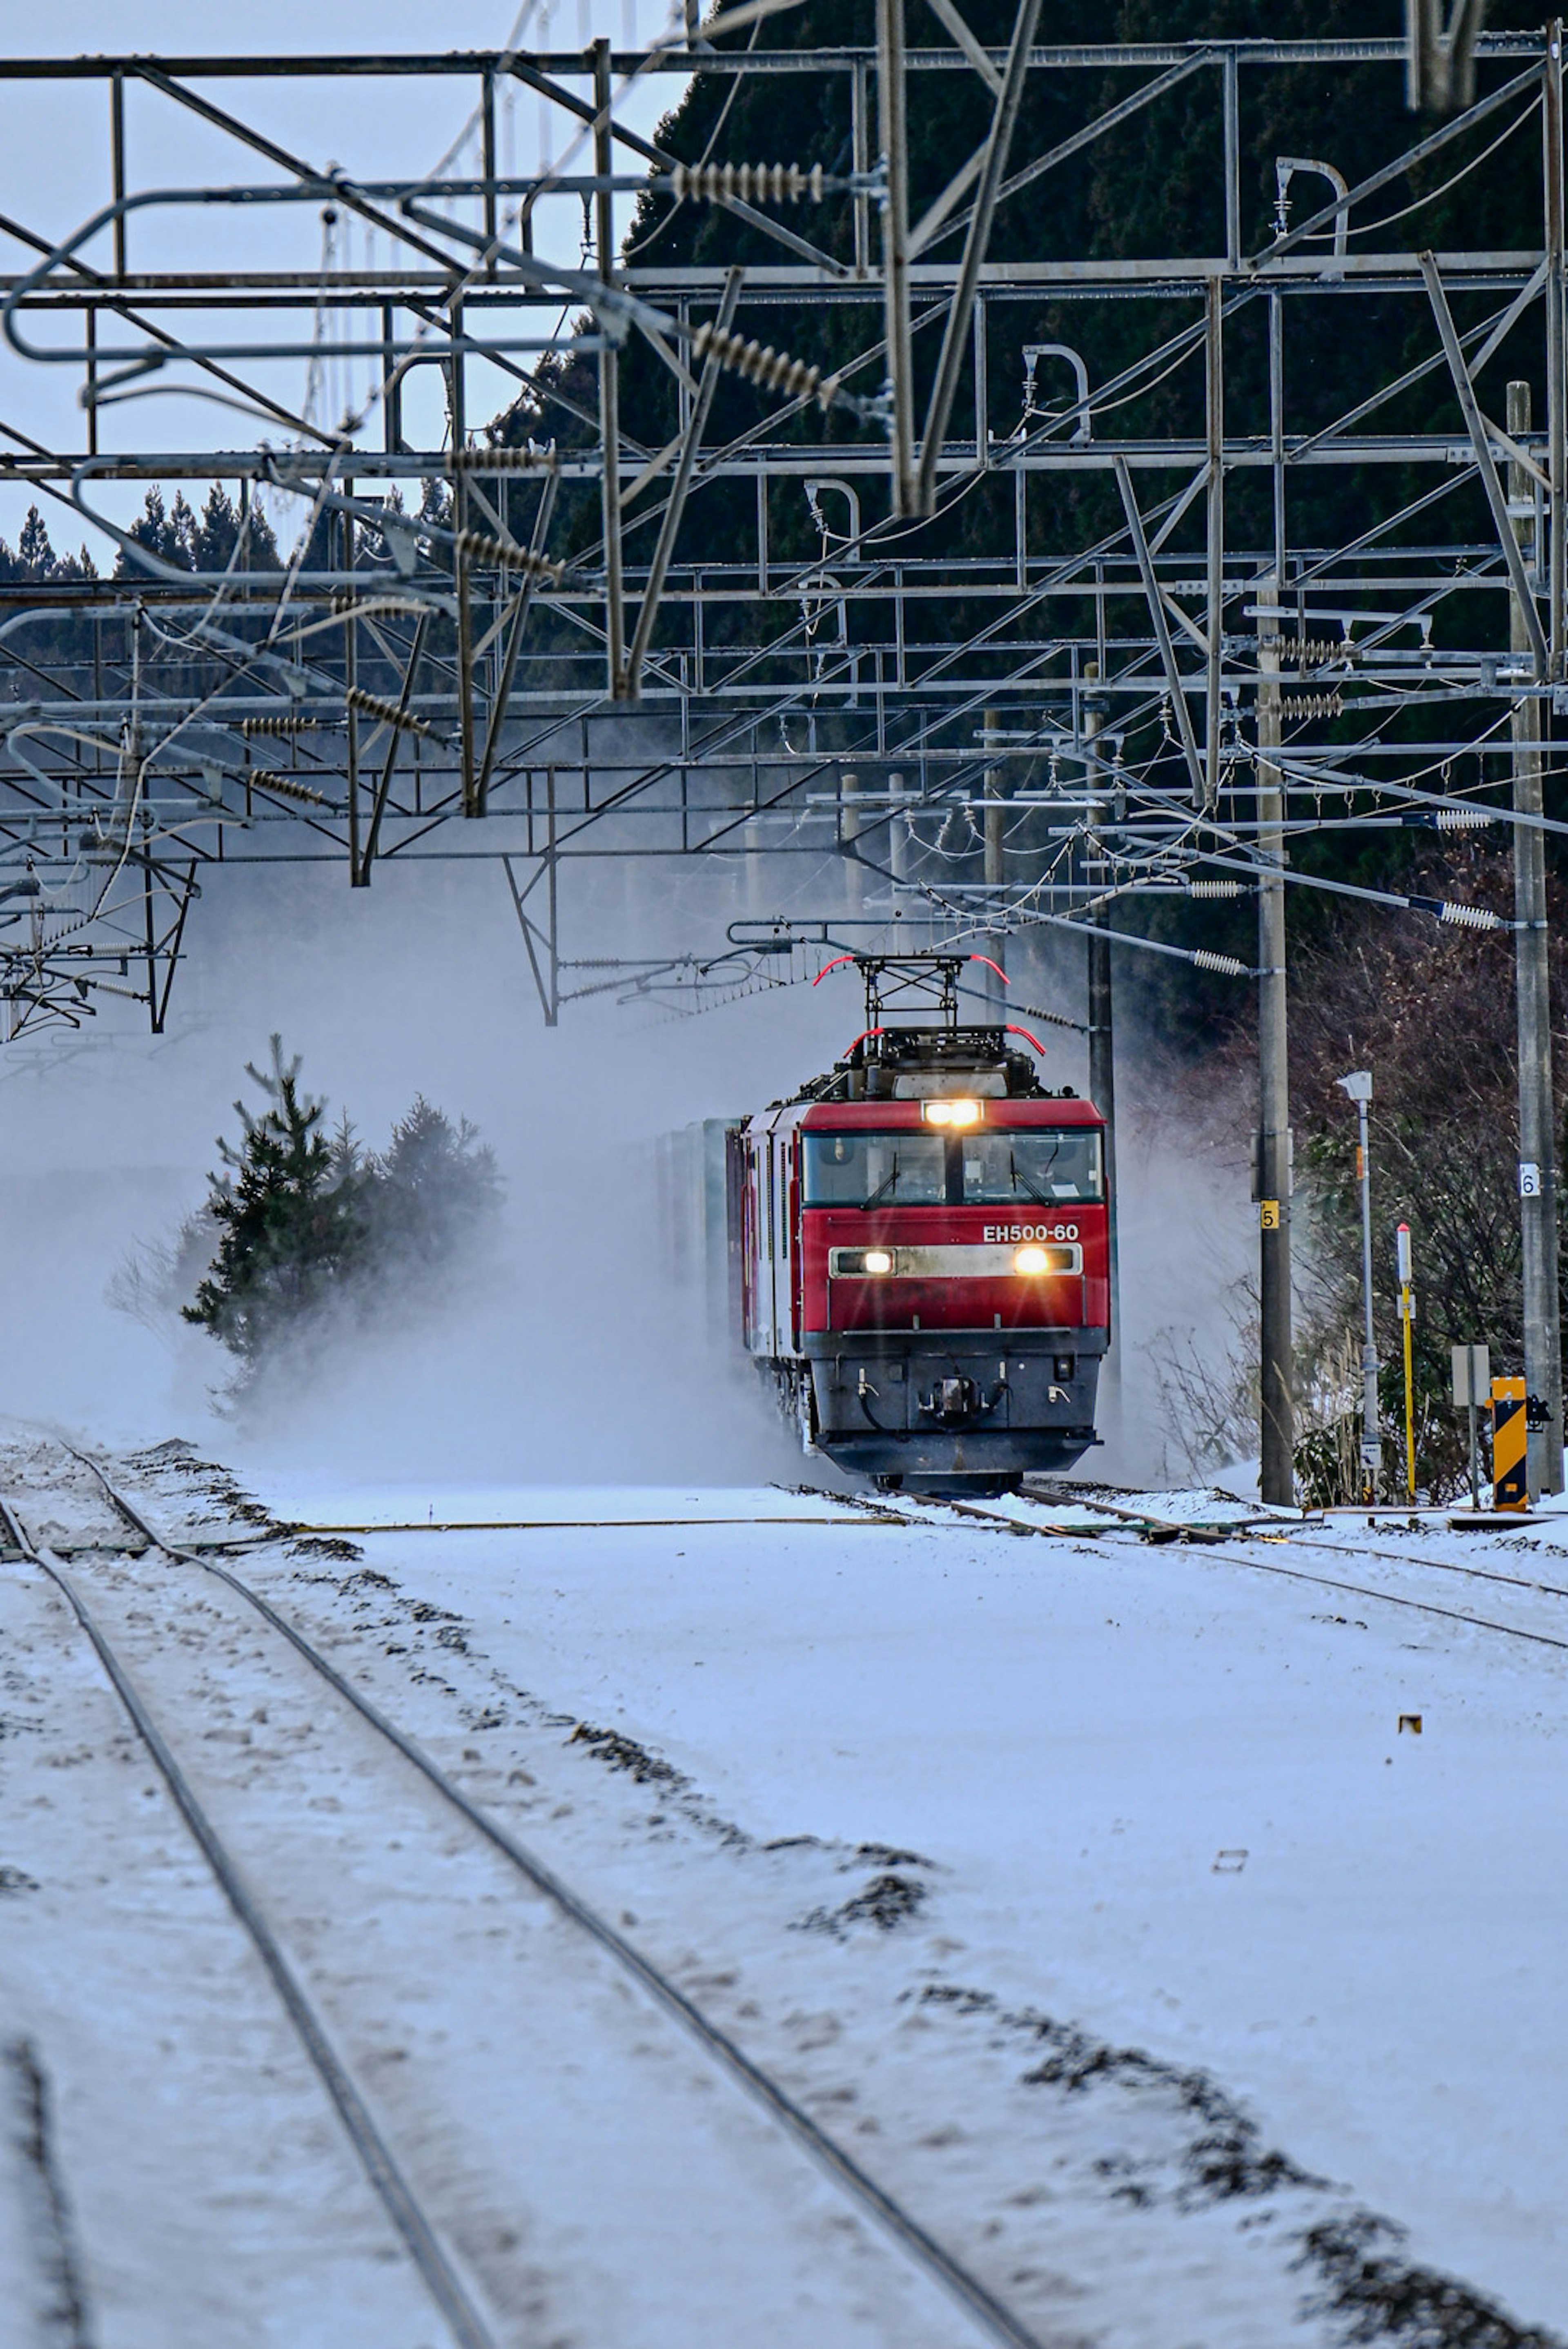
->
[969,917,1259,1490]
[0,802,856,1485]
[1094,1099,1256,1489]
[0,723,1256,1492]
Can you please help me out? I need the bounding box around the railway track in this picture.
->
[869,1485,1568,1657]
[263,1468,1568,1659]
[296,1472,1568,1661]
[2,1438,1051,2349]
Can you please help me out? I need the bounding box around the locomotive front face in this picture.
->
[792,1098,1110,1487]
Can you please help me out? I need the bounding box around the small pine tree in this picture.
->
[17,506,55,577]
[193,484,240,574]
[183,1037,370,1365]
[245,494,282,570]
[166,1048,504,1397]
[369,1095,502,1271]
[168,492,198,569]
[117,486,196,576]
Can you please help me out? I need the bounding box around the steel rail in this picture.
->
[1281,1531,1568,1606]
[931,1485,1568,1653]
[1152,1538,1568,1652]
[0,1491,500,2349]
[58,1442,1054,2349]
[286,1514,904,1532]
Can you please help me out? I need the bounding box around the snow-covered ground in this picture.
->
[2,1441,1564,2346]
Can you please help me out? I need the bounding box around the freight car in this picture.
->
[721,955,1110,1493]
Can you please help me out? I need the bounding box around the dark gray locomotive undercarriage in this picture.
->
[777,1332,1104,1490]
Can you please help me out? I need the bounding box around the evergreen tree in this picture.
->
[167,492,198,568]
[183,1037,370,1365]
[115,485,204,574]
[193,483,241,574]
[172,1046,505,1395]
[246,493,282,570]
[17,506,55,577]
[369,1095,502,1268]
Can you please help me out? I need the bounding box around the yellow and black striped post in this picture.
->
[1491,1377,1529,1510]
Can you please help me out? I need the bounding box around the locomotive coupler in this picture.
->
[916,1369,1016,1424]
[918,1376,971,1423]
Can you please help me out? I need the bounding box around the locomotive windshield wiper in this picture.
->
[1008,1145,1057,1209]
[861,1156,900,1209]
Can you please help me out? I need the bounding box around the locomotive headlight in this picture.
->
[922,1098,982,1127]
[1014,1243,1051,1274]
[863,1249,893,1274]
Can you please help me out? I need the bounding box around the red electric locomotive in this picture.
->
[726,955,1110,1493]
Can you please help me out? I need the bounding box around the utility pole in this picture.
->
[1508,378,1564,1494]
[1257,581,1294,1503]
[343,497,362,885]
[593,38,626,699]
[889,771,913,889]
[1084,667,1119,1387]
[875,0,915,517]
[982,706,1006,1015]
[840,768,864,915]
[449,301,478,819]
[1256,278,1294,1507]
[1406,0,1490,114]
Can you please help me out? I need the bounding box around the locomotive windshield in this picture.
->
[961,1130,1102,1204]
[802,1132,947,1206]
[802,1127,1101,1207]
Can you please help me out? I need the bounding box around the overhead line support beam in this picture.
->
[912,0,1042,518]
[1421,248,1550,677]
[594,39,627,703]
[877,0,917,518]
[624,268,743,703]
[1113,456,1209,809]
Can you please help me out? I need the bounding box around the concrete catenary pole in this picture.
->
[1256,286,1294,1503]
[1257,582,1293,1504]
[1508,378,1564,1494]
[593,39,626,698]
[1084,668,1120,1393]
[889,771,912,889]
[982,707,1007,1015]
[840,769,864,915]
[875,0,915,518]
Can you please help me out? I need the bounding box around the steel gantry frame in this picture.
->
[0,20,1563,1495]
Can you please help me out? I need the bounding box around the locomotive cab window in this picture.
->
[961,1129,1102,1205]
[802,1132,946,1206]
